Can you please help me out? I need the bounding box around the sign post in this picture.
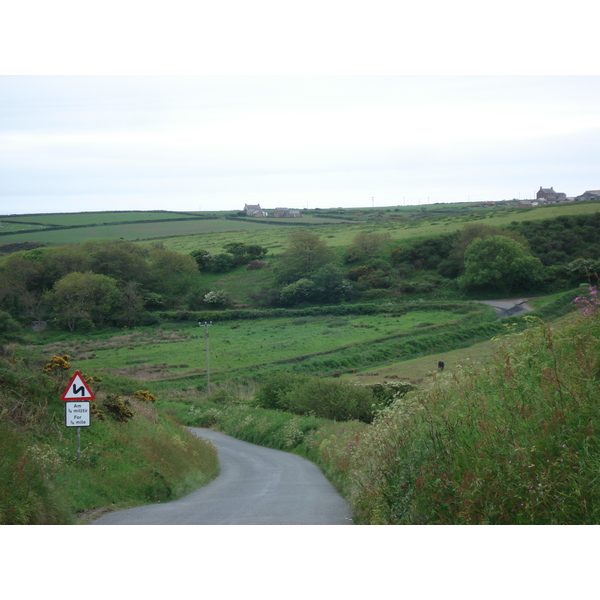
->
[62,371,95,461]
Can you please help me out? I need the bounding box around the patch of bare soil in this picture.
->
[105,364,205,381]
[41,330,197,362]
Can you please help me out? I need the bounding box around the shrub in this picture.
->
[254,372,311,410]
[203,291,230,308]
[369,381,416,406]
[0,311,22,343]
[44,354,71,374]
[102,394,134,422]
[133,390,157,403]
[278,279,317,307]
[285,378,377,423]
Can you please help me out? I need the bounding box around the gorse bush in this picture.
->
[102,394,134,422]
[133,390,158,403]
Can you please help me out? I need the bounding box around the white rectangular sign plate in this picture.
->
[65,401,91,427]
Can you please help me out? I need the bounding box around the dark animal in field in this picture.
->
[438,361,445,372]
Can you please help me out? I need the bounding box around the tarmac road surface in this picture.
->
[90,428,353,525]
[479,298,534,319]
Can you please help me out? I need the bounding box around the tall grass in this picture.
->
[348,311,600,524]
[0,355,219,524]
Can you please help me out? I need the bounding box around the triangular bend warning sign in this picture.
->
[61,371,95,401]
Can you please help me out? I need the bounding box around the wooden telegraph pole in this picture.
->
[200,321,212,394]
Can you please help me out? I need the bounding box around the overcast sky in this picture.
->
[2,3,600,216]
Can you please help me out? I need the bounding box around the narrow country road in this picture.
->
[479,298,534,319]
[90,428,353,525]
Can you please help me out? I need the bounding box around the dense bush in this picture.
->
[506,212,600,267]
[0,239,204,328]
[253,372,311,410]
[254,373,380,423]
[459,236,544,293]
[285,378,377,422]
[0,310,22,342]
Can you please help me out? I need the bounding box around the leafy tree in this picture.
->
[285,378,376,423]
[0,310,22,343]
[275,231,335,284]
[118,281,146,326]
[244,244,268,261]
[45,272,121,331]
[210,253,237,273]
[223,242,268,265]
[147,247,199,302]
[453,224,529,263]
[344,232,391,263]
[310,264,353,302]
[392,234,457,270]
[279,278,317,306]
[190,249,213,271]
[222,242,247,262]
[254,372,311,410]
[37,245,90,292]
[0,255,42,315]
[202,290,231,308]
[192,243,268,272]
[83,239,150,284]
[566,258,600,284]
[459,236,544,293]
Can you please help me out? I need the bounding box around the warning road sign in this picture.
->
[61,371,95,401]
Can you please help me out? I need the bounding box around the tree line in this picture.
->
[0,240,197,330]
[1,212,597,334]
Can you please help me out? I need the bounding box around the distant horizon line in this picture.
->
[1,197,557,218]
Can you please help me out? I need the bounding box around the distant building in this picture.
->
[243,204,301,217]
[536,186,567,203]
[244,204,266,217]
[575,190,600,202]
[273,207,301,218]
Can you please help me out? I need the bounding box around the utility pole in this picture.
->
[199,321,212,394]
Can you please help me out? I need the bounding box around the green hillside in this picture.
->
[2,199,600,525]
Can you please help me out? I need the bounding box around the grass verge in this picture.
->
[0,356,219,524]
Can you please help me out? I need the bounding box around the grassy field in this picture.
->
[342,337,499,385]
[1,210,206,225]
[0,217,281,246]
[142,201,600,256]
[3,201,599,253]
[19,302,496,392]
